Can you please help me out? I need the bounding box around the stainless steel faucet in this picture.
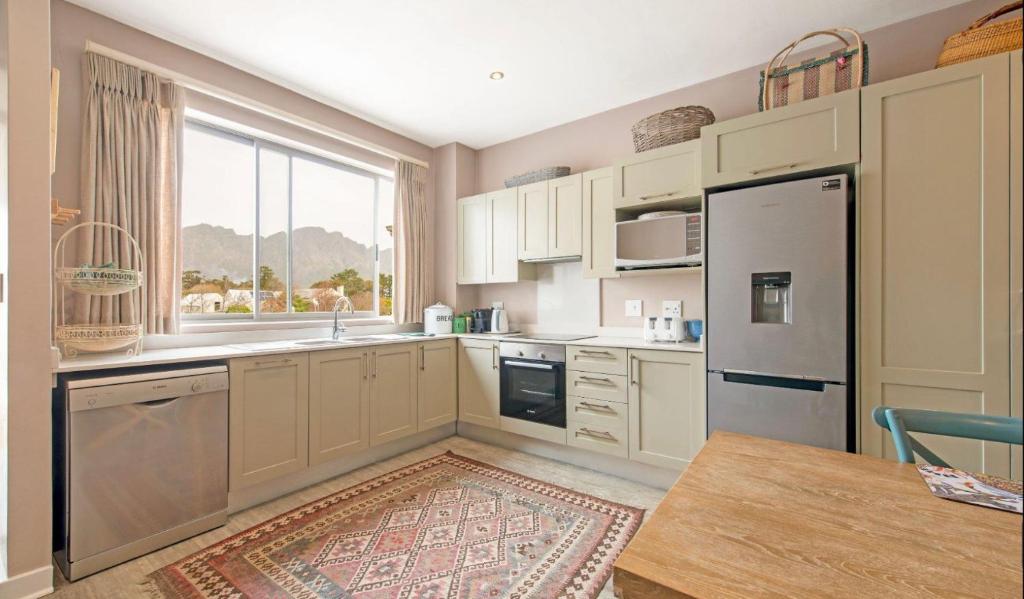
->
[331,295,355,340]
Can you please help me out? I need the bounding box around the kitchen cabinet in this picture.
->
[228,353,309,490]
[613,139,701,210]
[417,339,458,430]
[627,349,705,470]
[457,194,487,284]
[547,173,583,258]
[518,181,549,260]
[861,52,1016,477]
[458,338,501,429]
[581,167,618,279]
[369,343,419,446]
[459,190,533,284]
[309,347,370,466]
[700,89,859,188]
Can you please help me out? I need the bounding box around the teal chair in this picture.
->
[871,407,1023,466]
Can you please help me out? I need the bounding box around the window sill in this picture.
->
[180,316,395,335]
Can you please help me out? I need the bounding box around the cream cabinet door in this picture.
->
[369,343,418,446]
[229,354,309,490]
[485,188,520,283]
[613,139,701,209]
[548,173,583,258]
[700,89,859,187]
[458,338,501,429]
[309,347,369,466]
[581,168,618,279]
[627,350,705,470]
[417,339,457,430]
[517,181,549,260]
[861,53,1012,476]
[457,194,487,284]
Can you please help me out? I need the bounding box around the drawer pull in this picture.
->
[577,375,614,386]
[638,191,679,201]
[254,357,293,367]
[577,428,618,441]
[577,349,614,357]
[748,161,802,176]
[577,401,616,413]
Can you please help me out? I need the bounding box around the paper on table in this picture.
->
[917,465,1022,514]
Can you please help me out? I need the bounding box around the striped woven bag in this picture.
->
[758,28,869,111]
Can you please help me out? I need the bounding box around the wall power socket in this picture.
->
[662,300,683,318]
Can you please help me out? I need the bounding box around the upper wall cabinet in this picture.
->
[613,139,701,210]
[860,52,1017,477]
[581,167,618,279]
[700,89,860,188]
[518,174,583,261]
[458,190,533,284]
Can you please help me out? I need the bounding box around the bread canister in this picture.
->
[423,303,454,335]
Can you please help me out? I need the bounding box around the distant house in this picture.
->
[181,292,224,313]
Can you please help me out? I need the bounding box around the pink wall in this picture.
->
[457,0,1007,328]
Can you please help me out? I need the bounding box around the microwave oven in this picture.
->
[615,212,702,270]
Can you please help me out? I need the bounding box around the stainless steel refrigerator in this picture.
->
[706,174,853,451]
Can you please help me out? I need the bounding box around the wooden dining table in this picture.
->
[613,431,1023,598]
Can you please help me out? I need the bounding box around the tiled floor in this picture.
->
[52,435,666,598]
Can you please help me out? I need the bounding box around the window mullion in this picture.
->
[253,143,262,321]
[373,176,380,317]
[286,154,294,314]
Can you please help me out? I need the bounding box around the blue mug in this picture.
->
[684,319,703,342]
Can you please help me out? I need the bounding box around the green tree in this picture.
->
[379,273,393,316]
[292,294,312,312]
[182,269,202,291]
[259,265,283,291]
[225,304,251,313]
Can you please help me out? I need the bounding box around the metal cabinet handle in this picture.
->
[577,401,615,412]
[255,357,293,367]
[492,344,498,370]
[372,351,378,378]
[630,355,639,386]
[577,375,614,385]
[748,161,802,176]
[362,352,368,380]
[638,191,679,201]
[419,345,425,370]
[577,428,617,441]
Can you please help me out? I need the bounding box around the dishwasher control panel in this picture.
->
[67,365,228,412]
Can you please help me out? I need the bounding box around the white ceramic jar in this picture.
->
[423,303,454,335]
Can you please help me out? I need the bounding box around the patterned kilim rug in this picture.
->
[143,452,644,598]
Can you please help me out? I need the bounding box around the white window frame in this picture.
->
[181,118,394,327]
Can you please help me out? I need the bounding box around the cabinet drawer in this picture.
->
[567,345,628,375]
[701,89,859,188]
[567,420,628,458]
[567,371,628,403]
[613,139,701,209]
[568,396,629,429]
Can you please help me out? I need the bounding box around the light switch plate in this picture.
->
[625,299,643,317]
[662,300,683,318]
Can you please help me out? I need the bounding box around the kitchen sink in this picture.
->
[291,339,347,347]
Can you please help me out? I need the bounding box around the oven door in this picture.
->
[500,358,566,428]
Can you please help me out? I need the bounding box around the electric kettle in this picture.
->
[490,308,510,333]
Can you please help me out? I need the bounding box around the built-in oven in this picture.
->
[499,342,566,428]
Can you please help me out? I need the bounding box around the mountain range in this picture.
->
[183,224,393,287]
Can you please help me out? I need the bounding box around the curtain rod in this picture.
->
[84,41,429,169]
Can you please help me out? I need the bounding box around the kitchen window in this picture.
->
[180,119,394,325]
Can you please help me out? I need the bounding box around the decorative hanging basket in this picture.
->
[54,324,143,358]
[56,265,142,295]
[936,1,1022,68]
[504,166,571,188]
[631,105,716,152]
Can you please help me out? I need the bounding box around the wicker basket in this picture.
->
[57,266,142,295]
[936,1,1022,68]
[504,166,570,188]
[631,106,716,152]
[55,323,143,358]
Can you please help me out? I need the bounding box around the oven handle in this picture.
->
[503,360,556,370]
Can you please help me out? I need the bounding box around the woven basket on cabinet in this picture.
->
[936,1,1022,68]
[630,105,715,152]
[504,166,571,188]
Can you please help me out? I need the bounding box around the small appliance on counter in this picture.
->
[490,301,510,334]
[684,319,703,342]
[470,308,493,333]
[643,316,687,343]
[423,302,454,335]
[452,313,470,334]
[615,210,702,271]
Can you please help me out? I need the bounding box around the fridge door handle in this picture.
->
[720,370,829,392]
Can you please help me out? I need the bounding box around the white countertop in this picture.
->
[55,332,702,374]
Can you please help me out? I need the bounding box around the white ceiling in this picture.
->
[68,0,969,149]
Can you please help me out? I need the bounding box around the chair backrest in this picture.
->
[871,407,1023,466]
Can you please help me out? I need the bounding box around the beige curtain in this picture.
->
[76,52,184,334]
[393,160,431,324]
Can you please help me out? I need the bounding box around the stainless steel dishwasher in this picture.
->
[54,365,229,581]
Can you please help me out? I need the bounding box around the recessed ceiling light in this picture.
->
[489,71,504,80]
